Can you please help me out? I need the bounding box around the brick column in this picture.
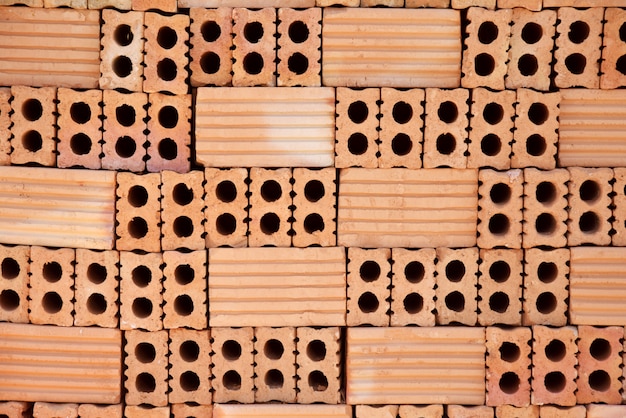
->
[78,404,123,418]
[232,8,276,86]
[119,251,163,331]
[447,406,493,417]
[146,94,191,173]
[613,167,626,246]
[125,406,170,418]
[168,328,212,404]
[74,249,119,328]
[296,327,342,404]
[399,405,444,418]
[248,167,292,247]
[423,88,469,168]
[124,329,168,406]
[163,250,207,330]
[0,244,29,323]
[495,405,538,418]
[0,88,9,165]
[277,8,321,86]
[10,86,56,167]
[347,248,391,326]
[356,405,399,418]
[161,171,204,251]
[539,406,585,418]
[292,167,336,247]
[601,8,626,89]
[254,327,297,403]
[486,327,531,406]
[204,168,249,248]
[478,249,523,326]
[33,403,78,418]
[28,246,74,326]
[189,8,233,87]
[435,247,478,326]
[0,402,31,417]
[171,404,212,418]
[212,327,255,403]
[390,248,436,327]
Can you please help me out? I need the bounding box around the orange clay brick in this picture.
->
[292,168,337,247]
[232,8,276,87]
[614,167,626,246]
[495,405,539,418]
[171,404,213,418]
[204,168,249,248]
[335,88,380,168]
[74,249,119,328]
[296,327,342,404]
[600,8,626,89]
[0,402,32,418]
[119,251,163,331]
[33,403,78,418]
[486,327,531,407]
[355,405,399,418]
[399,405,444,418]
[212,327,255,403]
[446,405,493,417]
[146,94,191,173]
[124,406,170,418]
[254,327,297,403]
[587,405,626,418]
[497,0,540,9]
[189,8,233,87]
[539,406,585,418]
[277,8,321,87]
[168,328,212,405]
[89,0,131,8]
[0,244,29,323]
[347,248,391,327]
[124,330,168,407]
[161,171,204,251]
[78,404,123,418]
[132,0,175,12]
[435,247,478,326]
[0,88,9,165]
[162,250,207,330]
[248,167,292,247]
[478,249,523,326]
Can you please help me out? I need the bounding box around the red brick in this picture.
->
[435,247,478,325]
[232,8,276,86]
[162,250,207,330]
[124,329,168,406]
[161,171,204,251]
[478,249,523,326]
[446,405,493,418]
[189,8,233,87]
[335,88,380,168]
[146,94,191,173]
[277,8,321,86]
[399,405,444,418]
[132,0,175,12]
[119,251,163,331]
[486,327,531,406]
[248,168,292,247]
[169,328,212,404]
[347,248,391,326]
[212,327,255,403]
[292,168,337,247]
[0,244,30,323]
[356,405,398,418]
[204,168,249,248]
[495,405,538,418]
[296,327,342,404]
[125,406,170,418]
[539,406,585,418]
[74,249,119,328]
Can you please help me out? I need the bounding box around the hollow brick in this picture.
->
[146,94,191,173]
[347,248,391,326]
[390,248,436,327]
[506,9,556,91]
[495,405,538,418]
[102,90,148,172]
[479,249,523,326]
[405,0,449,5]
[132,0,175,12]
[144,13,189,95]
[44,0,86,7]
[296,327,342,404]
[531,325,578,406]
[28,246,74,326]
[189,8,233,87]
[512,89,560,170]
[613,167,626,246]
[398,405,444,418]
[10,86,56,167]
[478,169,524,249]
[248,167,292,247]
[78,404,123,418]
[497,0,540,9]
[446,405,493,418]
[33,403,78,418]
[254,327,296,403]
[168,328,212,404]
[539,406,586,418]
[232,8,276,87]
[57,88,102,170]
[124,329,168,407]
[462,8,511,90]
[171,404,213,418]
[204,168,249,248]
[162,250,207,330]
[119,251,163,331]
[100,9,144,92]
[624,327,626,403]
[486,327,531,406]
[587,404,626,418]
[355,405,399,418]
[212,327,255,403]
[601,8,626,89]
[74,249,119,328]
[0,402,31,418]
[125,406,170,418]
[89,0,131,8]
[0,88,11,165]
[467,88,516,170]
[435,247,478,326]
[292,168,336,247]
[379,88,424,169]
[522,168,569,249]
[335,87,380,168]
[423,88,469,168]
[116,172,161,253]
[161,171,204,251]
[0,244,30,323]
[277,8,322,87]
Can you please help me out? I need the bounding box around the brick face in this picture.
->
[0,244,30,324]
[347,248,391,326]
[189,8,233,87]
[335,88,380,168]
[296,327,342,404]
[232,8,276,86]
[435,247,478,326]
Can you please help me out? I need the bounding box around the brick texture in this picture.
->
[277,8,322,86]
[248,167,292,247]
[486,327,531,406]
[614,167,626,245]
[119,251,163,331]
[254,327,297,403]
[162,250,207,330]
[478,249,523,326]
[161,170,204,251]
[335,88,380,168]
[74,249,119,328]
[204,168,249,248]
[292,167,336,247]
[0,88,9,166]
[347,248,391,326]
[168,328,212,404]
[435,247,478,326]
[601,8,626,89]
[0,244,30,323]
[212,327,255,403]
[33,403,78,418]
[296,327,342,404]
[189,7,233,87]
[124,329,168,406]
[232,8,276,86]
[78,404,123,418]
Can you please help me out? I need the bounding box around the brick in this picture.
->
[423,88,469,168]
[462,8,511,89]
[296,327,342,404]
[447,405,493,418]
[292,168,336,247]
[254,327,297,402]
[0,88,11,165]
[347,248,391,326]
[212,327,255,403]
[232,8,276,86]
[28,246,74,326]
[74,249,119,328]
[435,247,478,326]
[102,90,148,172]
[100,9,144,91]
[77,404,123,418]
[477,169,524,249]
[213,405,352,418]
[33,403,78,418]
[379,88,425,169]
[587,404,626,418]
[161,171,204,251]
[362,0,403,5]
[601,8,626,89]
[189,8,233,87]
[168,328,212,404]
[124,329,168,407]
[398,405,444,418]
[486,327,531,407]
[539,406,585,418]
[116,172,161,253]
[248,167,292,247]
[125,406,169,418]
[171,404,213,418]
[89,0,131,8]
[506,9,556,91]
[497,0,540,9]
[531,325,578,406]
[132,0,175,12]
[277,8,322,86]
[162,250,207,330]
[146,94,191,173]
[0,244,30,323]
[546,0,626,5]
[390,248,436,327]
[467,89,516,169]
[451,0,494,7]
[144,12,189,95]
[405,0,449,5]
[495,405,538,418]
[204,168,249,248]
[0,402,31,418]
[10,86,56,167]
[0,0,41,4]
[335,88,380,168]
[356,405,399,418]
[57,88,102,170]
[478,249,523,326]
[119,251,163,331]
[317,0,358,4]
[613,167,626,246]
[522,168,569,249]
[43,0,86,6]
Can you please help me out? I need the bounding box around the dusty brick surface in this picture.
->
[74,249,119,328]
[347,248,391,326]
[292,167,336,247]
[132,0,175,11]
[447,405,493,417]
[399,405,444,418]
[495,405,538,418]
[232,8,276,86]
[539,406,585,418]
[0,402,32,418]
[124,329,168,407]
[478,249,523,326]
[335,88,380,168]
[0,244,30,323]
[100,9,144,91]
[254,327,297,403]
[601,8,626,89]
[33,403,78,418]
[0,88,9,166]
[212,327,255,403]
[171,404,213,418]
[161,170,204,251]
[356,405,399,418]
[119,251,163,331]
[77,404,123,418]
[125,405,170,418]
[168,328,212,404]
[614,167,626,246]
[146,94,191,173]
[277,8,321,86]
[587,404,626,418]
[486,327,531,406]
[162,250,207,330]
[435,247,478,325]
[189,7,233,87]
[296,327,342,404]
[204,168,249,248]
[248,167,292,247]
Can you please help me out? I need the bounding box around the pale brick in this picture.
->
[204,168,249,248]
[0,244,30,323]
[212,327,255,403]
[146,94,191,173]
[232,8,276,86]
[189,8,233,87]
[254,327,297,403]
[33,403,78,418]
[495,405,538,418]
[296,327,342,404]
[435,247,478,326]
[89,0,131,8]
[614,167,626,246]
[43,0,86,7]
[248,167,292,247]
[600,8,626,89]
[361,0,403,5]
[168,328,212,404]
[100,9,144,91]
[539,406,585,418]
[0,0,42,4]
[497,0,540,9]
[162,250,207,330]
[0,88,11,165]
[0,402,31,418]
[486,327,531,407]
[132,0,175,12]
[77,404,123,418]
[29,246,74,326]
[447,405,493,418]
[277,8,321,86]
[356,405,399,418]
[399,405,444,418]
[74,249,119,328]
[347,248,391,326]
[317,0,358,5]
[292,168,337,247]
[124,405,170,418]
[405,0,449,5]
[587,404,626,418]
[335,88,380,168]
[124,330,168,407]
[479,249,523,326]
[161,171,204,251]
[452,0,494,7]
[119,252,163,331]
[171,404,213,418]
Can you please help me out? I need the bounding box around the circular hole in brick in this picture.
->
[132,297,153,319]
[360,260,381,282]
[589,370,611,392]
[136,372,156,393]
[157,26,178,49]
[128,217,148,239]
[115,136,137,158]
[288,20,309,43]
[114,24,134,46]
[535,213,556,234]
[173,216,194,238]
[579,211,600,233]
[488,213,510,235]
[265,369,284,388]
[43,261,62,283]
[521,22,543,44]
[181,371,200,392]
[568,21,589,44]
[483,102,504,125]
[499,371,520,394]
[348,101,369,124]
[403,292,423,314]
[308,370,328,392]
[223,370,242,390]
[128,185,148,208]
[499,342,521,362]
[174,294,194,316]
[132,265,152,288]
[437,101,458,123]
[116,104,136,127]
[158,106,178,129]
[436,133,456,155]
[518,54,538,76]
[445,291,465,312]
[475,53,495,76]
[579,180,600,202]
[22,98,43,121]
[222,340,242,360]
[1,258,19,279]
[70,133,92,156]
[478,21,499,44]
[528,102,548,125]
[0,289,19,311]
[405,261,425,283]
[244,21,264,43]
[536,181,557,204]
[70,102,91,124]
[243,52,264,75]
[288,52,309,75]
[538,261,558,283]
[22,130,43,152]
[180,340,200,362]
[620,22,626,42]
[86,293,107,315]
[536,291,557,314]
[616,55,626,75]
[201,21,221,42]
[42,291,63,314]
[157,58,177,81]
[304,213,325,233]
[392,133,413,156]
[392,101,413,124]
[173,183,194,206]
[304,180,325,202]
[87,263,107,284]
[544,371,566,393]
[358,291,379,313]
[490,183,511,204]
[489,291,510,313]
[307,340,326,361]
[216,180,237,203]
[445,260,465,282]
[481,134,502,157]
[135,342,156,363]
[112,55,133,78]
[260,180,282,202]
[347,133,368,155]
[565,53,586,74]
[264,339,284,360]
[200,51,221,74]
[526,134,547,156]
[175,264,194,286]
[216,213,237,235]
[489,261,511,283]
[590,338,611,361]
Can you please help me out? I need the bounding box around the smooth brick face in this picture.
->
[119,252,163,331]
[125,405,170,418]
[277,8,321,86]
[446,405,493,418]
[168,328,212,404]
[29,246,74,326]
[78,404,123,418]
[89,0,131,8]
[232,8,276,86]
[33,403,78,418]
[0,88,9,165]
[405,0,449,5]
[399,405,444,418]
[601,8,626,89]
[356,405,399,418]
[486,327,531,406]
[292,168,337,247]
[478,249,523,326]
[212,327,255,403]
[539,406,585,418]
[74,249,119,328]
[204,168,249,248]
[495,405,538,418]
[296,327,342,404]
[132,0,175,11]
[162,250,207,330]
[587,405,626,418]
[347,248,391,326]
[497,0,540,9]
[161,171,204,251]
[248,168,292,247]
[335,88,380,168]
[147,94,191,173]
[0,244,29,323]
[435,247,478,325]
[189,8,233,87]
[614,168,626,246]
[124,330,168,407]
[100,9,144,91]
[254,327,297,403]
[171,404,213,418]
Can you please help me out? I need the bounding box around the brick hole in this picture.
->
[568,21,589,44]
[157,26,178,50]
[536,292,557,314]
[87,262,107,284]
[135,342,156,363]
[158,138,178,160]
[223,370,242,390]
[348,101,369,124]
[481,134,501,156]
[579,211,600,233]
[128,185,148,208]
[526,134,546,156]
[403,292,423,314]
[488,214,510,235]
[521,22,543,44]
[42,261,62,283]
[405,261,425,283]
[544,371,566,393]
[304,213,324,233]
[478,21,498,44]
[392,101,413,124]
[358,291,379,313]
[565,53,586,74]
[528,103,548,125]
[436,133,456,155]
[1,257,19,279]
[347,133,368,155]
[535,213,556,234]
[216,213,237,235]
[180,340,200,362]
[172,183,193,206]
[499,342,521,362]
[489,183,512,205]
[489,260,511,283]
[158,105,178,129]
[173,216,194,238]
[444,291,465,312]
[288,52,309,75]
[112,55,133,78]
[579,180,600,202]
[114,24,134,46]
[288,21,309,43]
[308,370,328,392]
[475,53,495,76]
[70,133,92,156]
[115,136,137,158]
[616,55,626,75]
[359,260,381,282]
[588,370,611,391]
[243,52,264,75]
[157,58,177,81]
[201,20,221,42]
[264,339,284,360]
[22,130,43,152]
[537,261,558,283]
[0,289,19,311]
[244,21,264,43]
[132,297,153,318]
[174,264,194,286]
[499,371,520,394]
[180,371,200,391]
[136,372,156,393]
[42,291,63,314]
[620,22,626,42]
[260,212,280,234]
[445,260,465,282]
[131,265,152,288]
[391,133,413,156]
[437,101,458,123]
[306,340,326,361]
[260,180,282,202]
[86,293,107,315]
[222,340,242,361]
[216,180,237,203]
[22,98,43,121]
[304,180,325,202]
[70,102,91,124]
[489,291,510,313]
[590,338,611,361]
[174,294,194,316]
[518,54,538,76]
[128,217,148,238]
[483,102,504,125]
[265,369,284,388]
[536,181,557,204]
[200,52,221,74]
[116,104,136,127]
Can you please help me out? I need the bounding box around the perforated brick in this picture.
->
[232,8,276,86]
[248,167,292,247]
[347,248,391,326]
[161,170,204,251]
[277,8,321,86]
[100,9,144,91]
[119,251,163,331]
[614,167,626,246]
[124,329,168,406]
[74,249,119,328]
[254,327,297,403]
[204,168,249,248]
[486,327,531,406]
[212,327,255,403]
[601,8,626,89]
[0,244,29,323]
[146,94,191,173]
[478,249,523,326]
[189,7,233,87]
[435,247,478,326]
[292,167,336,247]
[335,88,380,168]
[296,327,342,404]
[163,250,207,330]
[169,328,212,404]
